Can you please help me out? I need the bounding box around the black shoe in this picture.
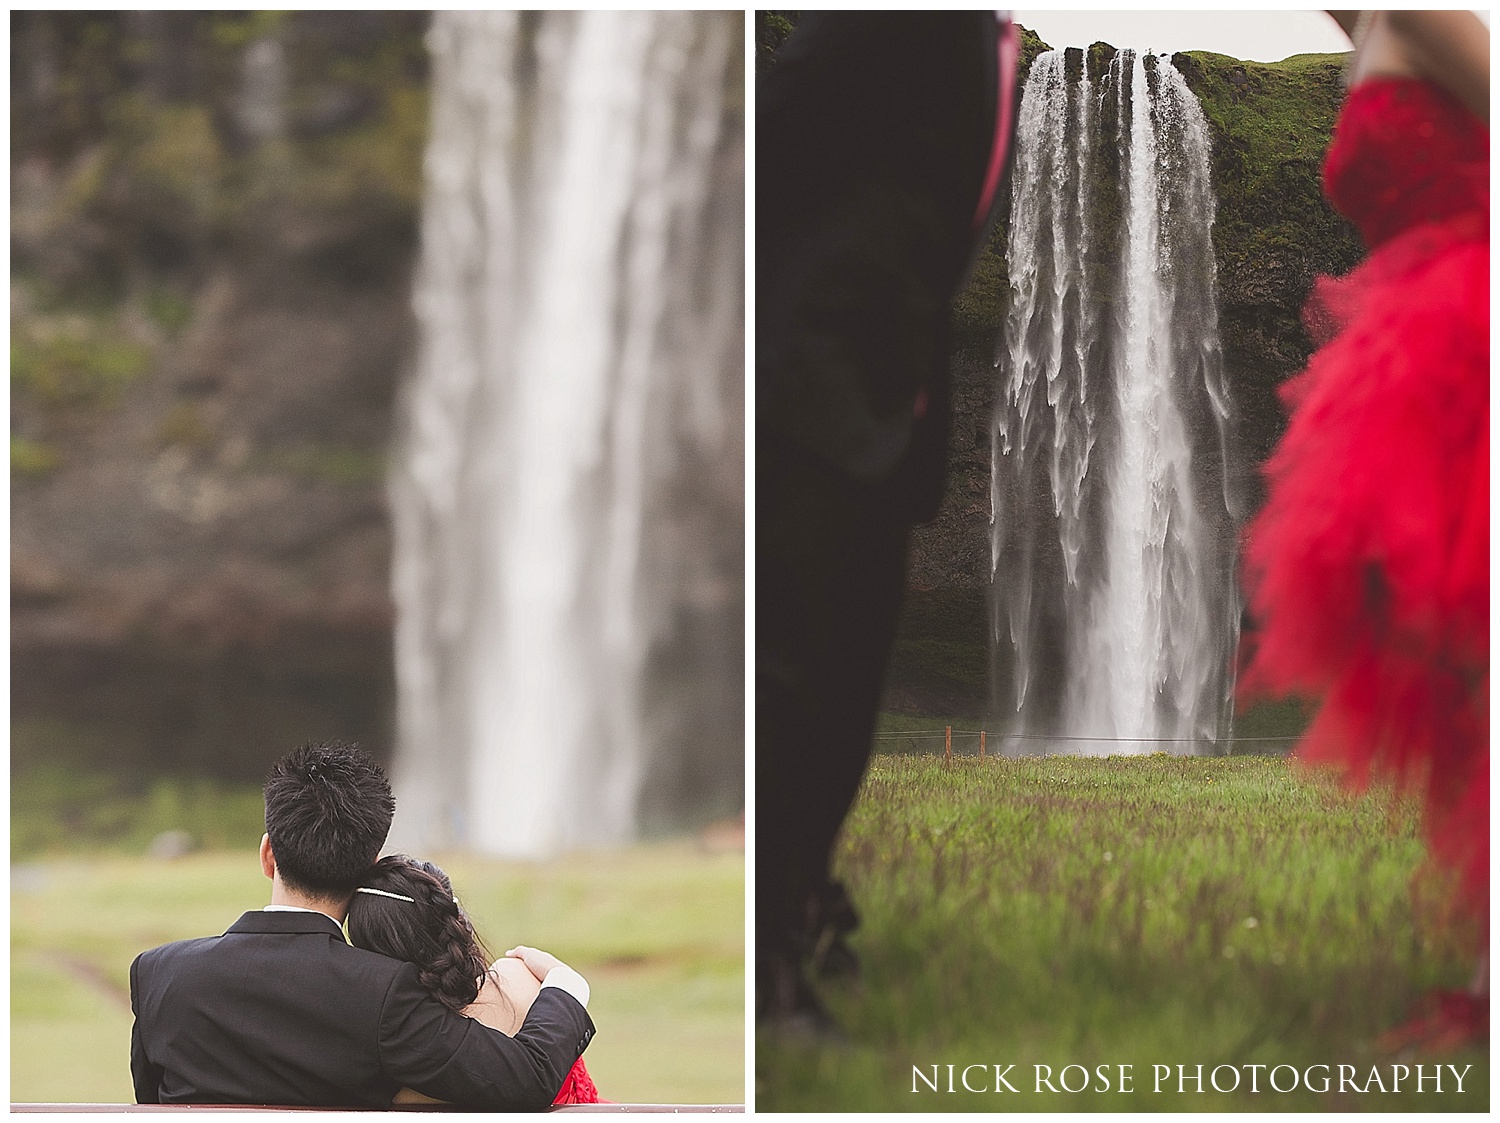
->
[807,879,861,981]
[757,951,846,1042]
[811,930,861,981]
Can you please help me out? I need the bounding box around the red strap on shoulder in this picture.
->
[972,15,1021,232]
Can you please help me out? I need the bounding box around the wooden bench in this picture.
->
[13,1105,743,1114]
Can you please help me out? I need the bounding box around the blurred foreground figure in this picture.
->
[1239,10,1489,1045]
[756,12,1019,1030]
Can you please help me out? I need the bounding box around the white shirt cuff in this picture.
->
[540,965,590,1010]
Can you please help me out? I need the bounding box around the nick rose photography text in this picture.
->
[912,1063,1477,1096]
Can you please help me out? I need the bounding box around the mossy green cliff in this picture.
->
[11,13,446,777]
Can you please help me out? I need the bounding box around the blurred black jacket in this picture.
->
[758,11,1008,520]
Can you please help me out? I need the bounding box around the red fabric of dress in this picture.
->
[552,1057,603,1105]
[1239,78,1489,924]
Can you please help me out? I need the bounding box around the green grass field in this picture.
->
[12,842,744,1106]
[758,753,1485,1111]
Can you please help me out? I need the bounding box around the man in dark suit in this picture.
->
[757,12,1019,1028]
[130,742,594,1107]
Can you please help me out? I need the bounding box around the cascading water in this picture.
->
[390,12,743,856]
[991,47,1239,755]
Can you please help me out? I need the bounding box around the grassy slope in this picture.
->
[13,845,743,1105]
[954,43,1356,354]
[1180,48,1364,300]
[758,754,1483,1111]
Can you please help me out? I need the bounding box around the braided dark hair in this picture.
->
[346,855,493,1012]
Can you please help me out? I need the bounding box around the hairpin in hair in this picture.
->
[356,886,415,903]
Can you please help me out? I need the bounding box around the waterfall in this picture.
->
[991,47,1238,755]
[390,12,743,856]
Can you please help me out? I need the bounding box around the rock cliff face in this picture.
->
[888,34,1363,716]
[13,13,435,777]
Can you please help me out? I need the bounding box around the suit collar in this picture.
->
[226,909,347,940]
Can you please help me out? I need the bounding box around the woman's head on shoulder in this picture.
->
[346,853,490,1012]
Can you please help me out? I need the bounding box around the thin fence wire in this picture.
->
[871,728,1301,758]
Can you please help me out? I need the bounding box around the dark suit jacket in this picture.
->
[129,910,595,1108]
[758,12,1007,521]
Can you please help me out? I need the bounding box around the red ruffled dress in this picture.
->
[1240,78,1489,928]
[553,1058,602,1105]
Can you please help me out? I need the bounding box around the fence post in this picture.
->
[980,730,985,761]
[945,725,952,766]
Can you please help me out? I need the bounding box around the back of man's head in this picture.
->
[264,742,394,897]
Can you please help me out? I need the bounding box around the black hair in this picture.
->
[263,742,394,898]
[346,854,493,1012]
